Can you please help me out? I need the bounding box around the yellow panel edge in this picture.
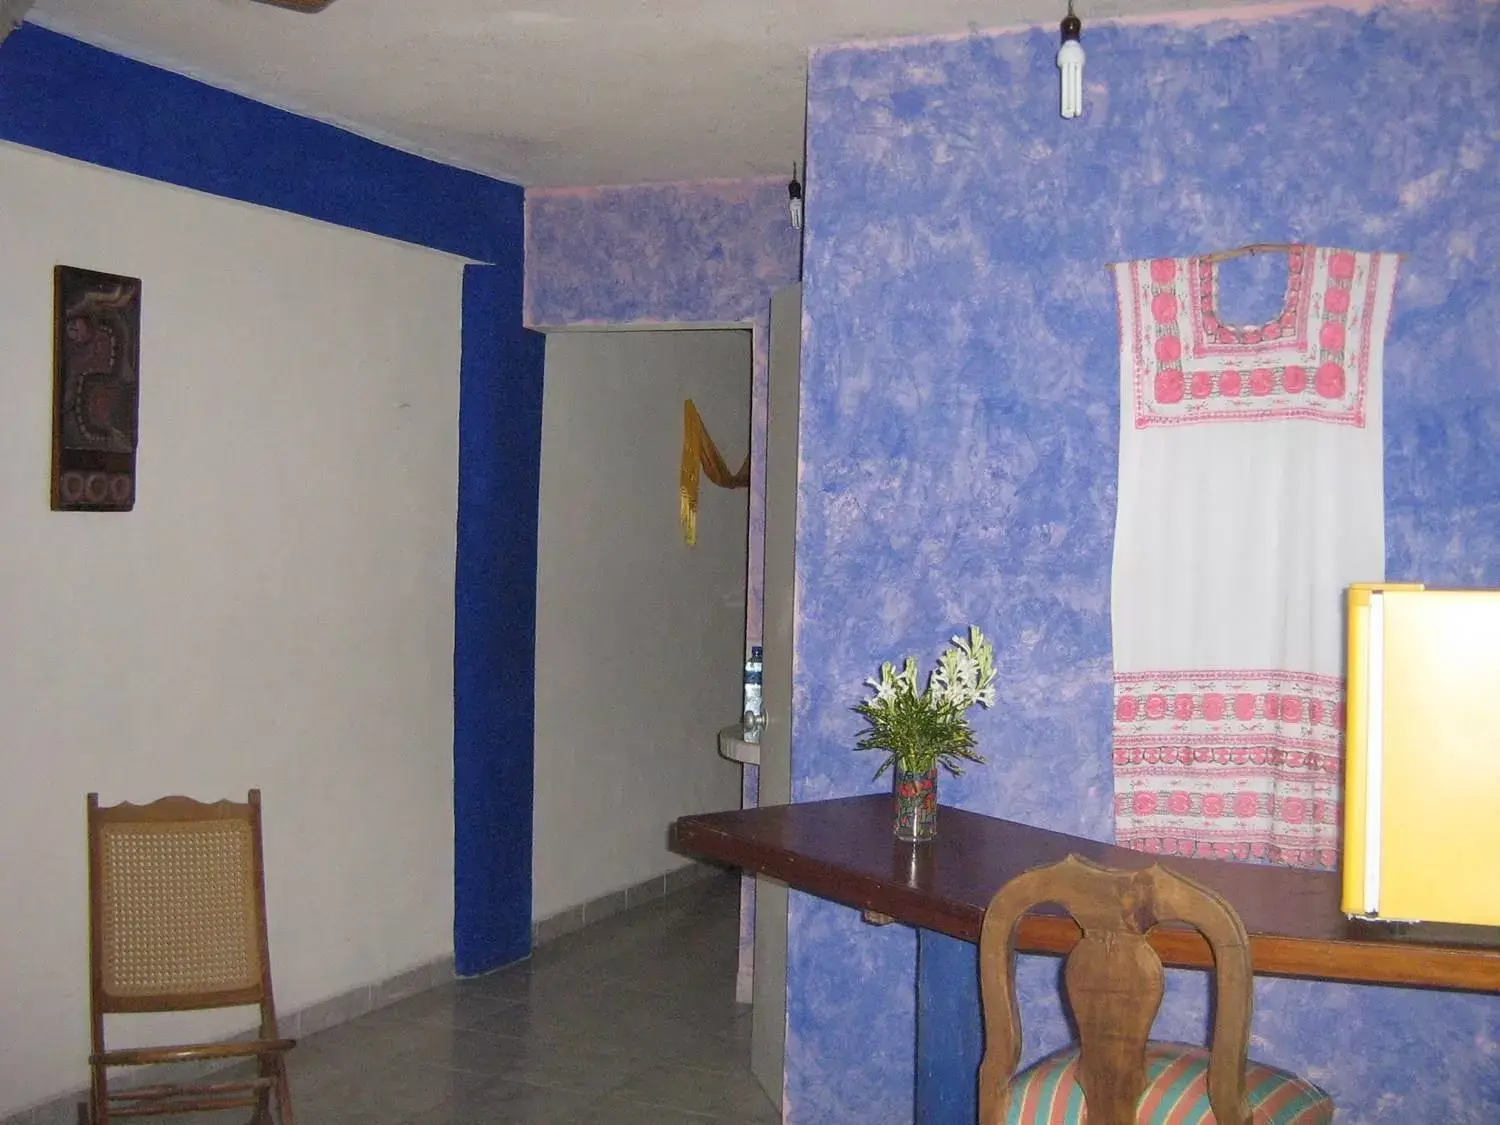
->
[1341,582,1423,918]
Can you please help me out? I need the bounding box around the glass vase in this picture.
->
[893,765,938,842]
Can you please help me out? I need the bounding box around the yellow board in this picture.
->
[1343,585,1500,925]
[1341,584,1377,917]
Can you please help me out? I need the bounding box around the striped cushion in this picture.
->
[1003,1041,1333,1123]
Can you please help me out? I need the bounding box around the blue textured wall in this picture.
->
[0,25,540,974]
[792,2,1500,1122]
[525,180,800,329]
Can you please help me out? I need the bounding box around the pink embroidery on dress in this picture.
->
[1187,247,1312,353]
[1316,362,1345,398]
[1112,668,1344,870]
[1119,246,1395,430]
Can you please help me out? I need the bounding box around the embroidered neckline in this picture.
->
[1118,245,1392,429]
[1196,244,1308,347]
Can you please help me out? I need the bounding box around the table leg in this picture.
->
[916,929,983,1125]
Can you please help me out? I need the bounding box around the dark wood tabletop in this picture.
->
[672,795,1500,993]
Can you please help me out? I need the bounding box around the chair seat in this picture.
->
[1004,1041,1334,1124]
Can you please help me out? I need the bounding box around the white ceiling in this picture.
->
[29,0,1252,188]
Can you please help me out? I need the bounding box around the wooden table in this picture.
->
[674,795,1500,1124]
[673,793,1500,991]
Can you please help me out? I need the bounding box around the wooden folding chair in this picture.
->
[83,791,295,1123]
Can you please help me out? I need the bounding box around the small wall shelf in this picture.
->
[718,724,761,766]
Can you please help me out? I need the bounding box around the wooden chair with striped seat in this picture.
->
[82,791,295,1124]
[978,854,1332,1125]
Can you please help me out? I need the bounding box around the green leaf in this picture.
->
[853,624,995,778]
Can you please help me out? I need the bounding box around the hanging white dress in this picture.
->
[1110,245,1400,869]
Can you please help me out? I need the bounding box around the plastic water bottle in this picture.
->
[742,646,764,743]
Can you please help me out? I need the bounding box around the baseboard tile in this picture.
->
[2,954,454,1125]
[531,860,720,948]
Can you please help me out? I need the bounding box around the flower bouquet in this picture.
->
[854,626,997,841]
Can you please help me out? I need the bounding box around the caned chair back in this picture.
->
[84,791,293,1124]
[91,796,268,1009]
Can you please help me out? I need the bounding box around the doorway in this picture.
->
[531,328,754,928]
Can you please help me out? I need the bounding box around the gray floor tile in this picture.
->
[293,1058,494,1125]
[565,1097,747,1125]
[396,1077,597,1125]
[607,1060,780,1121]
[364,981,525,1031]
[409,1028,656,1096]
[255,872,775,1125]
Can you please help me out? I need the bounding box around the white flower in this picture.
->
[929,625,997,710]
[863,626,996,714]
[865,656,919,705]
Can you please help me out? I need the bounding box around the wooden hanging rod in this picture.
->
[1202,241,1299,263]
[1104,244,1404,273]
[1104,242,1299,268]
[1104,244,1405,270]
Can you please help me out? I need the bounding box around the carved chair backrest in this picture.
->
[978,854,1253,1125]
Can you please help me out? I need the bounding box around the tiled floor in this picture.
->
[269,872,776,1125]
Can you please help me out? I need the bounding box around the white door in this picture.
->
[751,284,800,1110]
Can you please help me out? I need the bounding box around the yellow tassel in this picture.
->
[680,399,749,546]
[680,487,698,546]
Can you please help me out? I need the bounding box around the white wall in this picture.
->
[534,330,749,919]
[0,143,465,1115]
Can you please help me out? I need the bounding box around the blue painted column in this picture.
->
[917,931,984,1125]
[453,263,546,975]
[917,934,1076,1125]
